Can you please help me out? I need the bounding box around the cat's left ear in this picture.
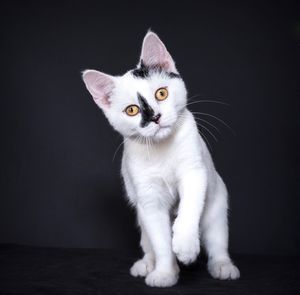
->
[139,31,178,73]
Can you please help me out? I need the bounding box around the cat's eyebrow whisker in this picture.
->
[191,111,236,135]
[186,94,229,106]
[185,100,229,107]
[186,94,201,101]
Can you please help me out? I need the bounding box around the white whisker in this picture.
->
[198,128,213,152]
[195,121,218,142]
[193,116,221,134]
[186,100,229,107]
[191,111,236,135]
[112,131,136,162]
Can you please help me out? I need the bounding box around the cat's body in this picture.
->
[83,31,240,287]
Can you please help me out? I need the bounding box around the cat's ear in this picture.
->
[82,70,115,109]
[140,31,178,73]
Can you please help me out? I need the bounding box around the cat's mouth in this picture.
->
[139,122,174,141]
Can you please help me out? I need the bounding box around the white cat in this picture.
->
[82,31,240,287]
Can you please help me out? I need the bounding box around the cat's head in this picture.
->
[82,31,187,142]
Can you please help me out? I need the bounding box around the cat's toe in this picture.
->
[208,260,240,280]
[145,269,179,287]
[130,258,154,277]
[172,233,200,265]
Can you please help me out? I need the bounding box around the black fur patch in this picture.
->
[137,92,155,128]
[132,60,149,78]
[132,60,180,79]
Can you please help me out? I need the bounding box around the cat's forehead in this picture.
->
[121,69,178,89]
[114,74,154,103]
[112,66,183,107]
[131,60,180,79]
[111,73,165,108]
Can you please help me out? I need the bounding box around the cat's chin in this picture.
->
[125,125,174,143]
[152,126,173,141]
[124,126,172,143]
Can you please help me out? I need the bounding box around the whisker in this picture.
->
[150,137,154,150]
[198,128,213,152]
[146,137,150,160]
[195,121,218,142]
[191,111,236,135]
[186,100,229,107]
[193,116,221,134]
[112,138,128,162]
[177,109,213,150]
[112,131,136,162]
[137,135,142,146]
[186,93,229,106]
[186,94,203,101]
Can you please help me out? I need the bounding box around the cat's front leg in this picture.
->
[137,200,179,287]
[130,220,155,277]
[172,168,207,265]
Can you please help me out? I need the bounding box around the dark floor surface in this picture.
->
[0,244,299,295]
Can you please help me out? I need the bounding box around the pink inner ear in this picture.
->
[82,70,114,108]
[94,77,113,106]
[141,33,177,73]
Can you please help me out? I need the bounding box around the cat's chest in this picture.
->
[128,150,178,201]
[136,153,176,180]
[125,142,179,184]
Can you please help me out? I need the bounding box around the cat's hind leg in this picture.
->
[201,174,240,280]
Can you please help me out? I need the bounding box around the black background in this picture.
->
[0,0,299,256]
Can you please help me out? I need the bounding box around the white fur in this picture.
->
[82,31,240,287]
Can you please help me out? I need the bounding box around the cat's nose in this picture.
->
[151,113,161,124]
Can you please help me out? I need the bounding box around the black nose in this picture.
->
[151,113,161,124]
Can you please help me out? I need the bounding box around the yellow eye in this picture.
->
[125,105,140,116]
[155,87,168,101]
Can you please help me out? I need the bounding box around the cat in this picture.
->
[82,31,240,287]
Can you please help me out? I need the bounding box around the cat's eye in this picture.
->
[125,105,140,116]
[155,87,168,101]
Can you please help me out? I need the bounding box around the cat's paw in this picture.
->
[145,269,179,287]
[172,228,200,265]
[208,260,240,280]
[130,257,155,277]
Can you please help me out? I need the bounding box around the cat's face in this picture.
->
[82,31,187,142]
